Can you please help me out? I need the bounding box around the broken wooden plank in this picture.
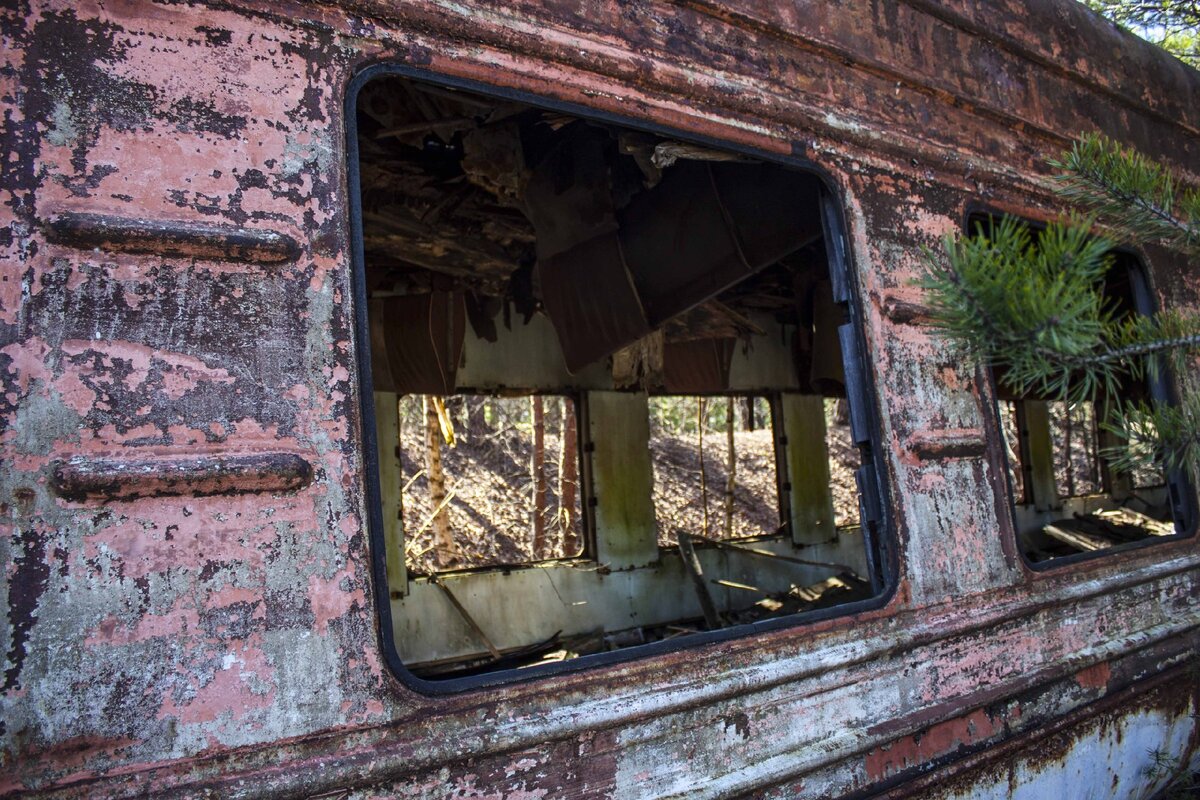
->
[376,115,477,139]
[1043,523,1110,552]
[692,534,855,574]
[1102,507,1174,536]
[430,577,503,660]
[1074,511,1148,543]
[676,531,722,630]
[713,579,765,593]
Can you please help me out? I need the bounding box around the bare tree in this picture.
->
[558,398,578,555]
[424,396,454,567]
[531,395,547,556]
[724,397,736,538]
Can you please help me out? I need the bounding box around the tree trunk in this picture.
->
[744,396,755,431]
[531,395,547,557]
[835,398,850,426]
[558,398,578,555]
[424,395,453,567]
[698,397,709,538]
[1064,402,1075,497]
[1084,403,1098,489]
[725,396,736,538]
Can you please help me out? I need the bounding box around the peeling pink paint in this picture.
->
[1,1,1197,799]
[865,708,1004,782]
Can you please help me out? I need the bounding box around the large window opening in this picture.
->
[355,72,887,685]
[979,215,1194,564]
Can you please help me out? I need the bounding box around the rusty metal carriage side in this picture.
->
[1,0,1198,798]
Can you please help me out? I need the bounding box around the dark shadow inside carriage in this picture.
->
[353,73,888,683]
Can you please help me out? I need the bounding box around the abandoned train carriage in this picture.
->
[2,0,1199,796]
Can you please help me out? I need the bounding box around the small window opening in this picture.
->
[398,394,584,573]
[356,72,887,685]
[979,215,1191,563]
[824,397,861,530]
[649,395,781,545]
[1047,400,1102,499]
[998,400,1026,505]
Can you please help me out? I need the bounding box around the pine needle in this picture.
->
[918,133,1200,478]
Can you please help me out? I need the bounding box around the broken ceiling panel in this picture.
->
[358,78,830,378]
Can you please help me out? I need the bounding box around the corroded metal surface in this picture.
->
[2,0,1198,797]
[43,212,302,264]
[49,453,314,502]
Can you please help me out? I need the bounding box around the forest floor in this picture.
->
[397,397,1131,575]
[398,401,860,574]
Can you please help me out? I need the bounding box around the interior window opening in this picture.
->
[825,397,861,530]
[980,216,1189,563]
[648,395,781,545]
[1048,400,1103,499]
[397,394,584,574]
[998,400,1026,505]
[357,73,886,684]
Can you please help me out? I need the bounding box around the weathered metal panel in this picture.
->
[1,0,1198,797]
[2,3,390,792]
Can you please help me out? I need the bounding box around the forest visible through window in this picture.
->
[397,395,583,573]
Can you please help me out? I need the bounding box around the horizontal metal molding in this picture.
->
[49,453,314,502]
[43,212,302,265]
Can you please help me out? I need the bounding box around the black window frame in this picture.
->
[347,62,896,694]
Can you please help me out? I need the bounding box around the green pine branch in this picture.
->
[1050,133,1200,256]
[1103,395,1200,480]
[1083,1,1200,68]
[920,133,1200,477]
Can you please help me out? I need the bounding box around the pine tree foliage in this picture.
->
[1051,134,1200,256]
[1106,395,1200,475]
[1083,0,1200,67]
[923,216,1115,400]
[920,136,1200,477]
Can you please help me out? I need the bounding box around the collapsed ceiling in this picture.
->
[357,77,836,387]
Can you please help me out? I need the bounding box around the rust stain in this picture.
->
[864,707,1004,782]
[1075,661,1112,692]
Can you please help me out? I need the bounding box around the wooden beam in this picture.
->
[588,391,659,569]
[677,531,722,630]
[431,577,503,660]
[692,534,854,574]
[782,394,838,544]
[1020,400,1060,512]
[376,115,476,139]
[1043,523,1107,552]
